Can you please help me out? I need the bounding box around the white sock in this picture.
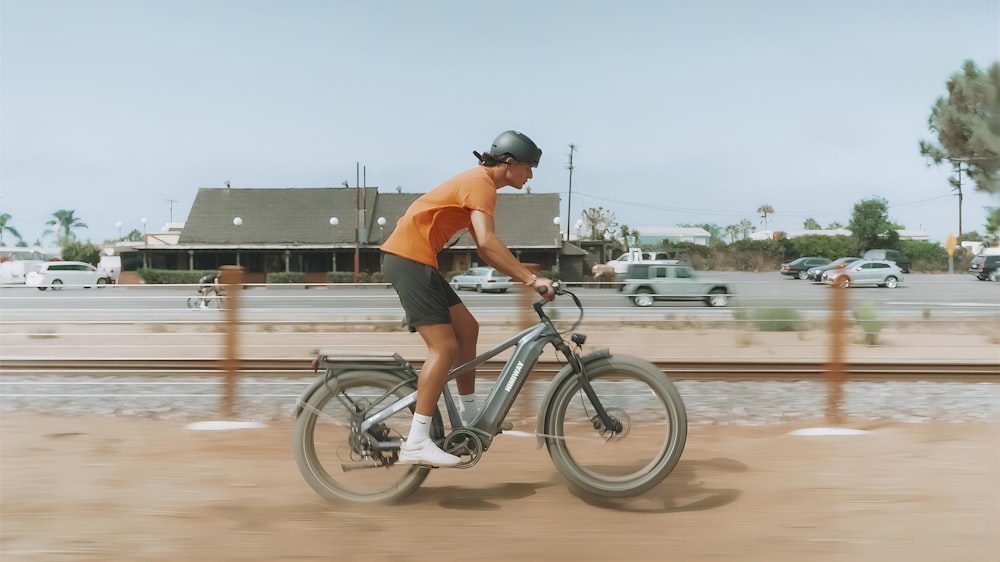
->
[460,394,479,424]
[407,413,431,445]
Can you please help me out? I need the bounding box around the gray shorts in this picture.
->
[382,252,461,330]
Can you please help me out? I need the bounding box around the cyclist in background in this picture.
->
[196,270,221,308]
[381,130,555,466]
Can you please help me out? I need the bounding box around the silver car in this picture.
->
[824,259,904,288]
[620,263,732,307]
[450,267,513,293]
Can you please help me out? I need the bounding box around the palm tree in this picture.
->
[0,213,23,246]
[724,224,741,243]
[757,204,775,231]
[46,209,88,242]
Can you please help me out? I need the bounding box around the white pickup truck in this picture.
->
[600,248,680,281]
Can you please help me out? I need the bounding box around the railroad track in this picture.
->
[1,358,996,382]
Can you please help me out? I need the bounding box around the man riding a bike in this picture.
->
[380,130,555,466]
[196,271,221,309]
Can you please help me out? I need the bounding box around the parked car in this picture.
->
[967,253,1000,281]
[620,263,732,307]
[780,257,831,279]
[807,257,862,282]
[450,267,513,293]
[25,261,113,290]
[824,259,904,288]
[862,249,911,273]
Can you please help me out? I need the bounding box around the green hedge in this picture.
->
[267,272,306,284]
[327,271,388,283]
[137,269,217,284]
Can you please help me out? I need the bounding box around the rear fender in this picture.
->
[534,349,612,447]
[293,354,418,418]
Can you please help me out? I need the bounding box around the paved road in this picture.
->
[1,272,997,323]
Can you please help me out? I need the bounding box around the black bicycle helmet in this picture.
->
[490,130,542,166]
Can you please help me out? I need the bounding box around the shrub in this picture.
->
[786,234,855,261]
[749,307,803,332]
[267,272,306,284]
[852,302,882,345]
[900,240,952,272]
[137,269,216,284]
[327,272,354,283]
[61,240,101,265]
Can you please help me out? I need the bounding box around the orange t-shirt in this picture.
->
[381,166,500,267]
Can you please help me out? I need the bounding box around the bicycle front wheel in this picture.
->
[293,371,443,504]
[543,355,687,497]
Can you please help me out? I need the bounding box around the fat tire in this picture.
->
[543,355,687,498]
[293,371,443,504]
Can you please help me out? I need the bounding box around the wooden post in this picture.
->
[219,265,243,419]
[825,280,848,424]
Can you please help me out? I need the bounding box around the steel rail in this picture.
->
[1,358,996,382]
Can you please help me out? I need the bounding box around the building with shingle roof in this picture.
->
[136,186,589,282]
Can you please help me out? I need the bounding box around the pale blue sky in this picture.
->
[2,0,998,246]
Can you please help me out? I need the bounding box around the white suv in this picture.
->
[25,261,113,290]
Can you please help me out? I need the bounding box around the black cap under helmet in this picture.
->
[490,130,542,166]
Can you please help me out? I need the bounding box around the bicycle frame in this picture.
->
[354,295,621,453]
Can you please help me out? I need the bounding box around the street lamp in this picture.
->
[329,217,339,272]
[233,216,243,266]
[552,217,561,272]
[377,217,387,268]
[140,217,148,269]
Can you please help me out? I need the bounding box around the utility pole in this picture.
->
[948,157,990,247]
[564,143,575,241]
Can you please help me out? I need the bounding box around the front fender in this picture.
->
[534,349,613,448]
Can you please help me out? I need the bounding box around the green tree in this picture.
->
[738,218,755,240]
[757,204,775,231]
[984,210,999,244]
[580,206,618,241]
[618,225,641,247]
[919,59,1000,195]
[723,224,741,243]
[61,239,101,265]
[802,218,822,230]
[0,213,23,246]
[848,197,898,252]
[826,220,845,229]
[46,209,88,242]
[787,234,855,260]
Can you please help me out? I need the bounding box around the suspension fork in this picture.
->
[555,341,623,434]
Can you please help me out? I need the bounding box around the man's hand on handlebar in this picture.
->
[534,276,556,301]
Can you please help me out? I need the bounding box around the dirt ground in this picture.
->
[1,412,997,562]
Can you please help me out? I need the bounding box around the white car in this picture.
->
[450,267,513,293]
[26,261,113,290]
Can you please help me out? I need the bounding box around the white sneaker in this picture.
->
[398,439,460,467]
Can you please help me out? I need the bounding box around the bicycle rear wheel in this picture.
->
[293,371,443,504]
[543,355,687,497]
